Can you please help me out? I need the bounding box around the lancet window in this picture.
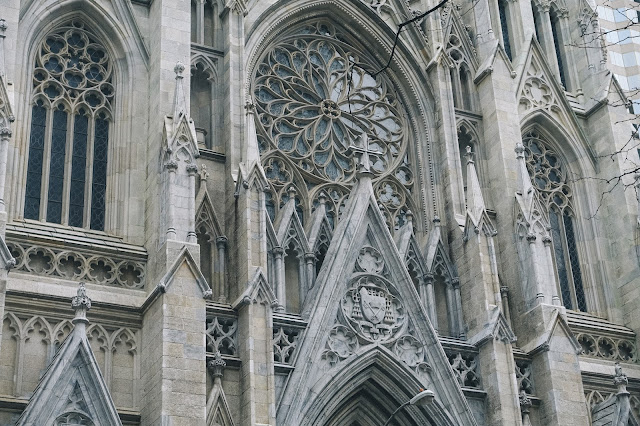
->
[253,21,417,234]
[531,1,572,90]
[497,0,514,60]
[447,34,476,112]
[523,130,587,312]
[24,21,114,231]
[190,58,222,152]
[191,0,222,49]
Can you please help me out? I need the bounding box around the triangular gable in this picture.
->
[273,194,310,253]
[516,37,597,166]
[0,74,14,128]
[467,307,516,347]
[157,245,212,299]
[278,176,477,425]
[232,268,277,308]
[424,220,457,280]
[474,39,516,85]
[206,373,236,426]
[196,186,223,238]
[305,199,334,252]
[442,7,479,71]
[521,309,582,355]
[234,160,269,199]
[16,285,123,426]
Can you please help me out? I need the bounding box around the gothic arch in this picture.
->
[10,2,145,237]
[519,120,608,315]
[299,346,457,426]
[245,0,441,231]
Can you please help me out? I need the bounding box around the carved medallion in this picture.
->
[341,275,405,342]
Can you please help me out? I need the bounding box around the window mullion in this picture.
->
[61,110,74,225]
[40,106,55,222]
[84,117,96,228]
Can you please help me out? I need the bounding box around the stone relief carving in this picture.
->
[577,332,637,362]
[1,312,139,406]
[273,327,301,365]
[321,324,359,365]
[205,316,238,356]
[341,275,406,342]
[515,360,534,395]
[446,351,481,388]
[6,241,146,289]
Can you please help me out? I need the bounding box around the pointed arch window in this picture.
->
[549,8,567,89]
[447,34,477,112]
[523,130,587,312]
[498,0,513,60]
[24,22,114,231]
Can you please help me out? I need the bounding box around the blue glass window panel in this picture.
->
[563,214,587,312]
[24,104,47,219]
[46,108,68,223]
[69,114,88,227]
[551,15,567,88]
[550,209,573,310]
[90,118,109,231]
[499,0,512,60]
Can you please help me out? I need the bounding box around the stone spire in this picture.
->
[172,62,187,123]
[515,142,533,197]
[465,145,486,224]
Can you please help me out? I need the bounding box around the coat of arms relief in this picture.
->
[321,246,431,378]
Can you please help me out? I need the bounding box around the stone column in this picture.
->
[165,161,178,240]
[304,252,315,291]
[216,236,227,302]
[273,246,285,312]
[195,0,205,44]
[446,281,456,336]
[423,273,437,331]
[187,164,199,243]
[452,278,465,338]
[536,5,562,82]
[0,127,11,213]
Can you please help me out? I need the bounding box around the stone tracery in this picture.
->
[253,21,415,230]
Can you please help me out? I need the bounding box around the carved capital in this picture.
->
[0,127,11,140]
[304,252,316,262]
[423,272,434,284]
[0,19,6,33]
[165,161,178,171]
[451,277,460,289]
[273,246,284,258]
[216,236,228,249]
[186,163,199,176]
[526,233,537,243]
[519,390,532,413]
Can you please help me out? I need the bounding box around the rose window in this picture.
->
[253,22,415,230]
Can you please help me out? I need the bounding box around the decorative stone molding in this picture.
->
[576,332,637,362]
[273,326,301,365]
[6,241,146,289]
[207,351,227,379]
[205,316,238,356]
[515,360,534,395]
[2,311,138,406]
[446,351,481,388]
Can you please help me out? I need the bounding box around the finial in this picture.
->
[405,209,413,225]
[174,62,185,77]
[287,186,297,200]
[71,283,91,325]
[0,19,6,33]
[207,351,227,382]
[465,145,474,164]
[200,164,209,182]
[317,191,327,205]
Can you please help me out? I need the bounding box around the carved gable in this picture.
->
[278,176,477,425]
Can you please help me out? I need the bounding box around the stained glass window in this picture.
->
[24,21,114,231]
[253,21,416,232]
[523,130,587,312]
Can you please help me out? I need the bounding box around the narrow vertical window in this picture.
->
[25,22,114,229]
[46,106,68,223]
[90,116,109,231]
[524,130,588,312]
[24,102,47,219]
[498,0,513,60]
[69,112,89,227]
[550,11,567,88]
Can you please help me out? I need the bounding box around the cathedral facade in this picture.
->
[0,0,638,424]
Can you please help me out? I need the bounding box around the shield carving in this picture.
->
[359,287,386,324]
